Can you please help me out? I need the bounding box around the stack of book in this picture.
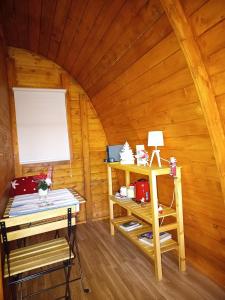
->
[114,192,129,201]
[138,231,172,246]
[119,220,142,231]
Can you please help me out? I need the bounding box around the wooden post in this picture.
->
[149,170,162,281]
[61,72,73,165]
[79,94,92,220]
[174,167,186,272]
[160,0,225,204]
[125,170,132,216]
[107,165,115,235]
[6,57,22,177]
[125,170,130,187]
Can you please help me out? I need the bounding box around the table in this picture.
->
[2,188,86,219]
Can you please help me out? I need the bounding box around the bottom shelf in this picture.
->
[111,216,178,259]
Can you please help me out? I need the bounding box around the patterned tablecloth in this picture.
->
[9,188,80,217]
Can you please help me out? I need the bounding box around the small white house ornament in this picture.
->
[120,141,135,164]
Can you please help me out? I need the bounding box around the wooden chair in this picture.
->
[0,205,86,299]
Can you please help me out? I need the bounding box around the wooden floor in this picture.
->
[13,220,225,300]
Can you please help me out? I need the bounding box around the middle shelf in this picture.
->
[110,195,177,223]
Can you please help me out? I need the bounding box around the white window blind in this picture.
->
[13,88,70,164]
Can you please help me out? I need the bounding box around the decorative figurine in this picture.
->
[135,145,149,166]
[158,205,163,214]
[140,197,145,206]
[169,157,177,177]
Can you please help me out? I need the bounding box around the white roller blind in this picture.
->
[13,88,70,164]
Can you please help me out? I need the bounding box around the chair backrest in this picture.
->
[0,206,76,242]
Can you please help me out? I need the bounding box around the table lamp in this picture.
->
[148,131,164,167]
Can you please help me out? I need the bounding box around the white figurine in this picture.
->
[120,141,135,164]
[135,145,149,166]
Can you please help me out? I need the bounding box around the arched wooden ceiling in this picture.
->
[1,0,225,201]
[0,0,169,98]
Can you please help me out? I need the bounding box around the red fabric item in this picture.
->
[33,173,47,181]
[10,175,44,197]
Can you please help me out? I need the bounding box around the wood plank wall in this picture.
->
[0,29,14,212]
[180,0,225,286]
[8,47,114,222]
[1,0,225,288]
[91,13,225,286]
[0,25,14,300]
[182,0,225,148]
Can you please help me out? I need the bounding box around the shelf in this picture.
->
[110,196,177,223]
[107,162,176,176]
[112,216,178,259]
[107,162,185,280]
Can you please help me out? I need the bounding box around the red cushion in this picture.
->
[10,176,39,197]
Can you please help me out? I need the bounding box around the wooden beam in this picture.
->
[160,0,225,203]
[6,57,22,177]
[61,72,73,164]
[79,94,92,220]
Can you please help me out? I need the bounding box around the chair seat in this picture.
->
[4,237,74,278]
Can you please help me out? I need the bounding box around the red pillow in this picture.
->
[10,176,38,197]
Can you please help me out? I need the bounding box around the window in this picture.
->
[13,88,70,164]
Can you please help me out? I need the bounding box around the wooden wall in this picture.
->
[91,13,225,287]
[180,0,225,285]
[8,47,111,221]
[1,0,225,288]
[0,25,14,300]
[0,30,14,211]
[182,0,225,152]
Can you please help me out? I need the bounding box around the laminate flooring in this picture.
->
[13,220,225,300]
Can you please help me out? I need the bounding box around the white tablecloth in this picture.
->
[9,188,79,217]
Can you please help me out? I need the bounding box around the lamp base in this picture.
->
[149,150,162,167]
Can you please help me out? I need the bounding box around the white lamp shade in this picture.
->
[148,131,164,147]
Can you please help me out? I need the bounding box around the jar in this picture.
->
[127,185,135,198]
[120,186,127,197]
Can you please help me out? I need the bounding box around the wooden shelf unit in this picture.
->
[107,162,186,281]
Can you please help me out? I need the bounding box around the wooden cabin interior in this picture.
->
[0,0,225,299]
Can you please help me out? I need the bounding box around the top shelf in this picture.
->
[107,162,180,176]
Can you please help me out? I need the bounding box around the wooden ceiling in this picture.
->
[0,0,168,98]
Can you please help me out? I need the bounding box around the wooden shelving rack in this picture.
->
[107,162,186,281]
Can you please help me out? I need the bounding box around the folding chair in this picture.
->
[0,205,88,299]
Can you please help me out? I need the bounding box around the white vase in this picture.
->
[38,188,48,197]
